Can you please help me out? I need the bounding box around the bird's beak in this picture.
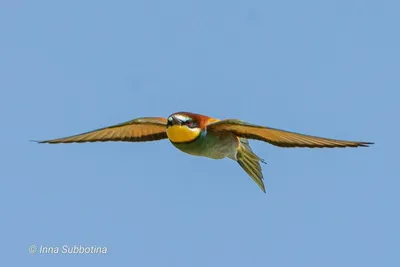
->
[169,116,182,126]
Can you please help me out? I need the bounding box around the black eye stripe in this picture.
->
[167,116,197,128]
[167,117,173,126]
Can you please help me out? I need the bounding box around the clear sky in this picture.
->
[0,0,398,266]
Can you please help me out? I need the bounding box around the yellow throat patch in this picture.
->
[166,125,201,143]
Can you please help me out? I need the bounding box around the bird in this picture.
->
[34,111,373,193]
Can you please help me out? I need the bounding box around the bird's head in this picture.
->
[166,112,210,143]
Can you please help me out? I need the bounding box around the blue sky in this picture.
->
[1,0,398,266]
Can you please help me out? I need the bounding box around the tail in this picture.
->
[236,139,266,193]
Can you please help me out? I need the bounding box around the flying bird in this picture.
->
[34,112,373,192]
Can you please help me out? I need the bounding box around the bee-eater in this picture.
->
[35,112,373,193]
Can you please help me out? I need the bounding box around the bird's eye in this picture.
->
[186,121,196,128]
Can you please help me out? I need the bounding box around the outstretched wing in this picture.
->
[35,117,168,144]
[207,119,373,148]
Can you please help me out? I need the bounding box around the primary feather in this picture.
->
[207,119,373,148]
[34,117,168,144]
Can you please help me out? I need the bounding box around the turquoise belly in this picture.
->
[170,131,224,159]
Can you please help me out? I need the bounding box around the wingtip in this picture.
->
[259,183,266,194]
[30,140,47,144]
[361,142,374,147]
